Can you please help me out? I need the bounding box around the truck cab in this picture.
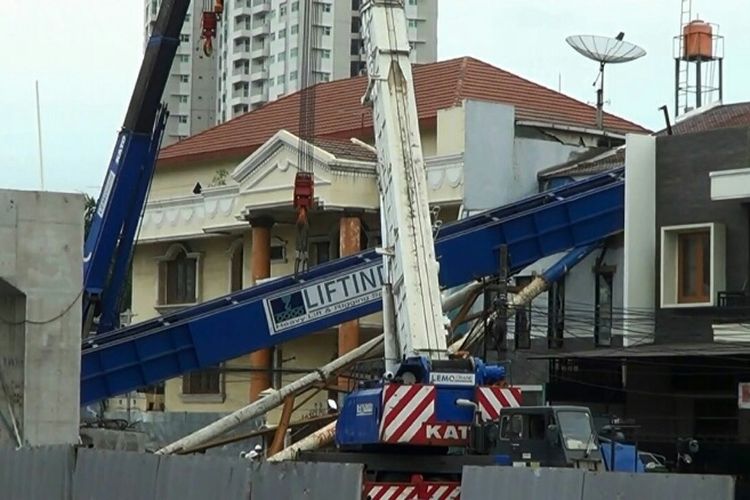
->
[468,405,605,471]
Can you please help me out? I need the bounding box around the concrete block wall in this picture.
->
[0,189,84,446]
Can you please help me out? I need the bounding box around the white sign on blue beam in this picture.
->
[263,262,385,334]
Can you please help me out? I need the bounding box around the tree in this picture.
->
[83,193,97,238]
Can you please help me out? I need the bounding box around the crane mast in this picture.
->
[361,0,448,371]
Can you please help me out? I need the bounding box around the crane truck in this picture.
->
[297,0,605,496]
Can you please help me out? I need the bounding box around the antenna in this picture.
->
[566,34,646,129]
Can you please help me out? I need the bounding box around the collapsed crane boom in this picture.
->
[361,0,448,367]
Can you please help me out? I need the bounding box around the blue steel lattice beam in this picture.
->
[81,169,624,405]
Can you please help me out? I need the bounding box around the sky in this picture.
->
[2,0,749,195]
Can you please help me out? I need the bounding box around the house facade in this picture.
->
[539,104,750,478]
[123,56,647,425]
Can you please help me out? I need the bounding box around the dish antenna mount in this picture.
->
[566,34,646,129]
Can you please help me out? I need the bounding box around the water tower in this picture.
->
[674,5,724,116]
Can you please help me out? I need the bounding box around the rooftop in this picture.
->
[158,56,648,166]
[540,101,750,180]
[663,102,750,136]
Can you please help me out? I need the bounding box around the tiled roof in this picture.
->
[659,102,750,136]
[541,101,750,180]
[158,56,648,166]
[313,137,376,163]
[538,148,625,180]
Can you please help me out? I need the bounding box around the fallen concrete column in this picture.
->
[267,420,337,462]
[156,335,384,455]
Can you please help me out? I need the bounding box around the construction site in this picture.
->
[3,0,750,498]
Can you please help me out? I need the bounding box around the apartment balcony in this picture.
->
[250,89,269,105]
[710,167,750,201]
[235,5,254,16]
[251,22,271,37]
[231,69,251,84]
[231,46,252,59]
[251,1,272,14]
[251,44,270,59]
[233,27,253,39]
[250,68,269,81]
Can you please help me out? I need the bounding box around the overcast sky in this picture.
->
[3,0,749,195]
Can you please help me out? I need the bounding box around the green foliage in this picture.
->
[83,193,97,238]
[210,168,229,187]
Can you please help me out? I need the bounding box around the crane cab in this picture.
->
[468,405,605,471]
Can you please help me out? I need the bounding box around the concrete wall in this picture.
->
[623,134,656,346]
[0,190,84,446]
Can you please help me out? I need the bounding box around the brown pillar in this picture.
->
[338,216,362,391]
[249,217,273,402]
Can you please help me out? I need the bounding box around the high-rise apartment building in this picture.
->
[216,0,437,123]
[144,0,217,146]
[143,1,437,138]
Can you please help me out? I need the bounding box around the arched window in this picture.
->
[157,244,200,306]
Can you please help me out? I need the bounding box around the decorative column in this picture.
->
[338,215,362,391]
[249,217,274,402]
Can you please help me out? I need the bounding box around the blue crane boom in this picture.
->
[80,168,623,405]
[82,0,191,335]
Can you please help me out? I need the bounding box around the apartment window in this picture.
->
[178,54,189,63]
[547,278,565,348]
[179,75,189,83]
[323,26,331,36]
[279,28,286,38]
[350,39,362,55]
[177,115,188,124]
[292,1,299,12]
[177,95,188,103]
[318,72,330,82]
[322,2,331,12]
[594,269,614,347]
[278,51,286,61]
[291,24,299,35]
[180,34,190,42]
[351,17,361,34]
[350,60,366,76]
[409,0,417,4]
[279,4,287,17]
[352,0,361,9]
[277,74,286,85]
[182,366,222,398]
[157,244,199,306]
[290,47,298,58]
[514,276,532,349]
[185,13,191,22]
[290,70,298,80]
[321,49,331,59]
[408,19,418,28]
[660,223,725,308]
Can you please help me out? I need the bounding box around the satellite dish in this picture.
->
[566,34,646,129]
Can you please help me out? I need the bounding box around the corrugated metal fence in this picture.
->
[0,446,738,499]
[460,466,736,500]
[0,445,363,500]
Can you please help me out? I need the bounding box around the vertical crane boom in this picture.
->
[360,0,448,370]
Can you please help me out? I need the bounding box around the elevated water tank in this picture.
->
[682,20,713,61]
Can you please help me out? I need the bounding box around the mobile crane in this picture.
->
[295,1,605,496]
